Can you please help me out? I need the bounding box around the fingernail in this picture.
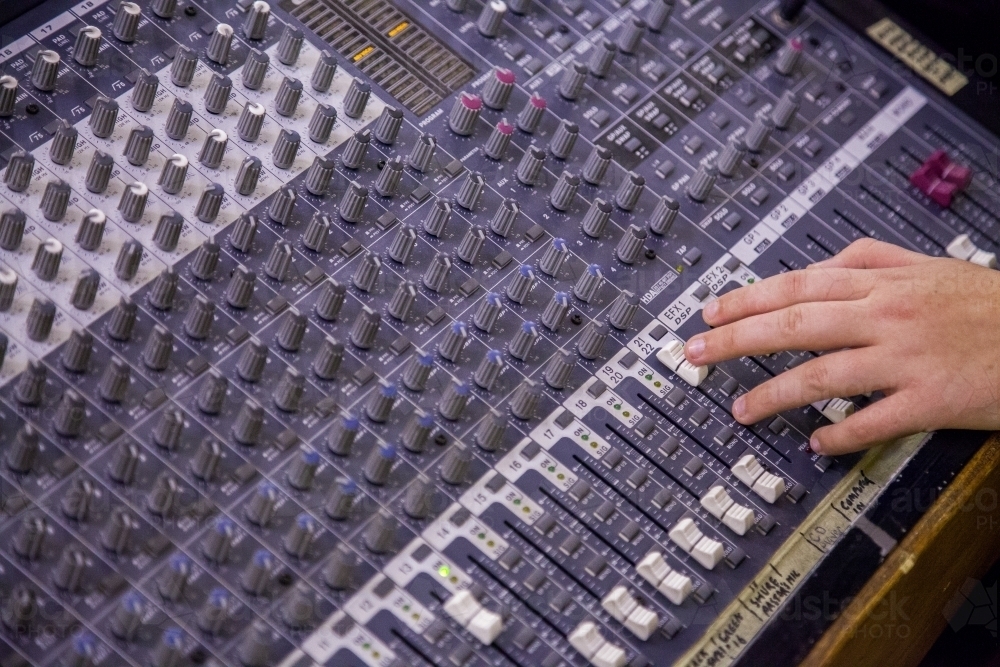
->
[810,435,823,454]
[703,301,719,320]
[685,337,705,359]
[732,396,746,421]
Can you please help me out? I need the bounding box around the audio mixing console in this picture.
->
[0,0,995,665]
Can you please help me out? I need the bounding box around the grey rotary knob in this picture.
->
[473,291,503,332]
[375,156,403,197]
[242,0,270,40]
[550,120,579,159]
[265,240,294,281]
[0,76,18,116]
[582,144,612,185]
[114,239,143,281]
[615,171,645,210]
[350,305,380,348]
[53,547,86,589]
[239,621,272,666]
[229,213,257,252]
[423,197,452,237]
[589,39,618,77]
[273,367,305,412]
[438,380,471,422]
[50,120,78,165]
[352,251,381,292]
[0,207,25,250]
[541,291,570,331]
[408,133,437,172]
[107,296,137,341]
[102,507,137,555]
[14,517,46,560]
[402,348,434,391]
[446,0,467,9]
[369,106,404,146]
[509,379,540,420]
[156,554,191,603]
[71,269,100,310]
[311,50,338,92]
[342,129,370,169]
[14,360,45,406]
[573,263,603,302]
[203,517,236,564]
[237,102,265,142]
[774,37,803,76]
[32,237,63,281]
[404,476,435,519]
[449,92,482,136]
[473,349,504,391]
[61,328,93,372]
[618,16,646,54]
[608,290,640,330]
[506,264,535,304]
[482,67,516,110]
[325,478,357,518]
[277,25,304,65]
[686,161,718,202]
[422,252,452,292]
[315,279,346,321]
[197,371,228,415]
[771,90,799,129]
[203,73,231,114]
[191,437,223,481]
[158,154,188,194]
[85,150,113,193]
[130,69,158,111]
[233,399,265,445]
[76,209,105,250]
[539,238,569,276]
[516,146,546,186]
[124,124,154,165]
[387,224,416,264]
[269,186,297,224]
[440,442,473,486]
[304,156,334,196]
[488,199,521,237]
[477,0,507,37]
[275,76,303,117]
[483,118,514,160]
[438,320,468,362]
[517,92,546,133]
[113,2,141,42]
[170,46,197,87]
[326,414,359,456]
[508,0,532,12]
[283,515,317,559]
[365,382,398,424]
[148,267,178,309]
[581,197,612,238]
[25,296,56,343]
[147,472,180,515]
[455,171,484,210]
[272,129,300,169]
[558,61,588,101]
[648,0,674,31]
[242,49,269,90]
[4,151,33,192]
[184,294,215,339]
[73,25,104,67]
[110,593,145,641]
[544,349,574,389]
[206,23,233,64]
[237,337,267,381]
[309,104,337,144]
[717,138,746,177]
[150,0,176,18]
[53,389,85,437]
[276,308,307,351]
[41,179,71,221]
[303,212,330,252]
[343,78,371,119]
[196,183,225,223]
[615,224,647,264]
[507,320,538,361]
[190,240,220,280]
[99,357,131,402]
[235,156,262,196]
[199,128,228,169]
[577,320,609,359]
[549,171,580,211]
[363,510,397,553]
[476,409,506,451]
[402,409,435,453]
[387,280,417,320]
[31,50,60,91]
[745,115,774,153]
[165,99,193,140]
[649,195,680,235]
[457,225,486,264]
[118,182,148,222]
[226,266,257,310]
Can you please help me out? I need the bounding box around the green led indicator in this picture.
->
[438,565,450,577]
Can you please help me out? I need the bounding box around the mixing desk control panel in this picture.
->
[0,0,995,665]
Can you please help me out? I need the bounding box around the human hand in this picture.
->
[682,239,1000,456]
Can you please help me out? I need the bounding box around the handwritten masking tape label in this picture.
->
[867,18,968,96]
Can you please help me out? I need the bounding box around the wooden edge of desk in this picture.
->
[802,434,1000,667]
